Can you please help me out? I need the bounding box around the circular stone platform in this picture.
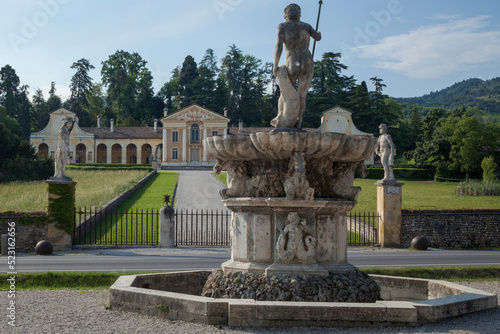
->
[202,269,381,303]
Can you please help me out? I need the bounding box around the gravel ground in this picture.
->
[2,282,498,334]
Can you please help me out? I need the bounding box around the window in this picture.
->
[172,148,178,160]
[190,124,199,142]
[212,131,218,136]
[172,131,178,143]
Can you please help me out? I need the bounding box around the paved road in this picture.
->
[171,170,228,211]
[6,249,500,273]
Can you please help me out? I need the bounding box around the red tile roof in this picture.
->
[81,127,163,139]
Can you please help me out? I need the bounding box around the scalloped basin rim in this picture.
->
[203,132,376,161]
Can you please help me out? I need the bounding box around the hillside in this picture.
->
[396,77,500,116]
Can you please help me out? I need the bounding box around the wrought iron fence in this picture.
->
[174,209,231,246]
[74,207,377,247]
[347,211,379,246]
[74,207,159,245]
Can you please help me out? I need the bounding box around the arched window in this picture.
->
[191,123,199,142]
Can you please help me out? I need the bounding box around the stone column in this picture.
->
[121,146,127,164]
[159,205,175,248]
[46,179,76,250]
[376,181,404,247]
[203,128,208,162]
[182,129,187,162]
[107,146,112,164]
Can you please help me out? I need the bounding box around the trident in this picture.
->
[311,0,323,59]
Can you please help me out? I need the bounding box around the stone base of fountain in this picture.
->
[202,268,381,303]
[110,271,498,328]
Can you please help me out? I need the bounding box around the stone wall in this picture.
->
[402,210,500,249]
[0,212,48,252]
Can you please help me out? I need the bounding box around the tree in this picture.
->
[0,65,32,137]
[0,121,53,182]
[46,82,62,113]
[221,45,244,121]
[444,112,500,179]
[406,107,500,179]
[192,49,220,110]
[178,55,199,108]
[31,88,48,131]
[0,65,20,118]
[350,81,371,132]
[481,156,497,181]
[101,50,154,125]
[82,83,106,126]
[70,59,95,125]
[305,52,354,127]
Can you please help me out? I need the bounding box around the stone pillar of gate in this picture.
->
[46,179,76,250]
[376,181,404,248]
[160,205,175,248]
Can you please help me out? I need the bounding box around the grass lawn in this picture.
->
[354,178,500,213]
[78,172,179,245]
[213,172,500,212]
[0,170,150,212]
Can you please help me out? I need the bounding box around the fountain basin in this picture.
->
[110,271,497,328]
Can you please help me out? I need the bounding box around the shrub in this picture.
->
[358,167,435,181]
[456,180,500,196]
[67,163,153,171]
[481,156,497,181]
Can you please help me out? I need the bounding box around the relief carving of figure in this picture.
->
[282,151,314,201]
[276,212,316,264]
[271,4,321,129]
[375,123,396,182]
[52,116,75,181]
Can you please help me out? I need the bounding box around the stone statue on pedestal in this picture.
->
[375,123,396,183]
[52,116,75,181]
[272,4,321,129]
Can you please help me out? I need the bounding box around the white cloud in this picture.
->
[355,15,500,79]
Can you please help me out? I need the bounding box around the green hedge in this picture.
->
[67,163,153,171]
[357,167,436,181]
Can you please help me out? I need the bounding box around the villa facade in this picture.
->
[30,104,230,167]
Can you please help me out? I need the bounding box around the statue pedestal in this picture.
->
[46,179,76,250]
[375,180,404,248]
[221,198,357,276]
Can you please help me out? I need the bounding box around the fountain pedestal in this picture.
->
[222,198,357,276]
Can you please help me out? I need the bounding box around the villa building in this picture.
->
[30,104,230,167]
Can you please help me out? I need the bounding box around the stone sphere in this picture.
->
[35,240,53,255]
[411,236,430,251]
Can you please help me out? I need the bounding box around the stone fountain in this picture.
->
[109,4,497,327]
[200,3,379,302]
[201,131,379,302]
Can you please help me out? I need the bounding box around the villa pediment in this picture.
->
[162,104,229,123]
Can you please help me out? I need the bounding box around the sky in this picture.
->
[1,0,500,102]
